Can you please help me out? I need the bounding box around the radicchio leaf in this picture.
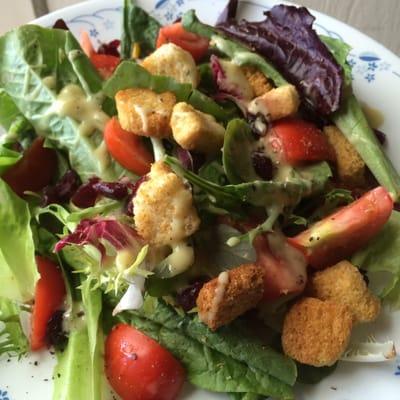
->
[216,0,238,25]
[54,218,140,262]
[42,170,81,206]
[217,5,344,115]
[176,147,205,173]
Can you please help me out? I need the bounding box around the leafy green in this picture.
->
[0,297,28,357]
[0,144,21,174]
[332,94,400,200]
[0,25,124,181]
[182,10,287,86]
[352,211,400,308]
[121,0,161,59]
[103,61,236,123]
[0,90,30,131]
[222,119,259,183]
[229,394,260,400]
[0,179,38,302]
[117,296,295,399]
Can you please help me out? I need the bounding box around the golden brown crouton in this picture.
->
[170,102,225,154]
[323,125,366,187]
[307,260,381,324]
[282,297,353,367]
[242,66,273,96]
[197,264,264,331]
[141,43,198,87]
[133,161,200,246]
[115,88,176,138]
[247,85,300,121]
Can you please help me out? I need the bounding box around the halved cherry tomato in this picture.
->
[288,186,393,269]
[266,118,335,165]
[105,324,185,400]
[2,137,57,197]
[31,256,66,351]
[90,54,120,79]
[104,117,153,176]
[156,22,209,62]
[254,233,307,301]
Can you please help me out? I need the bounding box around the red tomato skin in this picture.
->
[288,186,393,269]
[31,256,66,351]
[254,234,307,301]
[156,22,209,62]
[267,119,335,165]
[105,324,185,400]
[90,53,120,79]
[104,118,153,176]
[2,137,58,197]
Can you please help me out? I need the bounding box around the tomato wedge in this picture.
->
[2,137,57,197]
[31,256,66,351]
[156,22,209,62]
[288,186,393,269]
[104,117,153,176]
[90,54,120,79]
[266,118,335,165]
[254,233,307,301]
[105,324,185,400]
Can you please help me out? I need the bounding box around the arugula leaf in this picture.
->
[222,119,259,183]
[0,179,38,302]
[351,210,400,309]
[121,0,161,59]
[0,25,123,181]
[0,297,28,357]
[333,94,400,200]
[182,10,287,87]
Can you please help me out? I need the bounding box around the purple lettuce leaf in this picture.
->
[216,0,238,25]
[217,4,344,115]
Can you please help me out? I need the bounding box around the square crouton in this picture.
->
[171,102,225,154]
[242,66,273,97]
[323,125,366,187]
[115,88,176,138]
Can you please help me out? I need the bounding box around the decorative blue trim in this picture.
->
[0,390,10,400]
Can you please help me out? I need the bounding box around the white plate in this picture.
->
[1,1,400,399]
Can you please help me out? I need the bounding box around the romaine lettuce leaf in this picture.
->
[0,25,124,182]
[0,179,38,302]
[0,144,21,174]
[351,210,400,309]
[121,0,161,59]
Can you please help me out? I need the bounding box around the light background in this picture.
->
[1,0,399,56]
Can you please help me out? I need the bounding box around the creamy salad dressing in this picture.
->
[205,271,230,324]
[165,241,194,275]
[133,104,150,133]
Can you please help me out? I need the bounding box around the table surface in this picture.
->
[1,0,399,56]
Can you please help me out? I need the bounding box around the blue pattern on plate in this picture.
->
[0,390,10,400]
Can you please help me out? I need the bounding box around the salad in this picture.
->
[0,0,399,399]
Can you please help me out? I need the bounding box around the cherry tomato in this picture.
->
[266,118,335,165]
[254,233,307,301]
[288,186,393,269]
[105,324,185,400]
[2,137,57,197]
[156,22,209,62]
[31,256,66,351]
[104,117,153,176]
[90,54,120,79]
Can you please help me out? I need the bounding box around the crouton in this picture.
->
[141,43,198,87]
[197,264,264,331]
[242,66,273,96]
[282,297,353,366]
[247,85,300,121]
[115,88,176,138]
[171,102,225,154]
[133,161,200,246]
[323,125,366,187]
[307,260,381,323]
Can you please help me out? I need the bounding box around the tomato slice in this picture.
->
[90,54,120,79]
[254,233,307,301]
[156,22,209,62]
[2,137,57,197]
[288,186,393,269]
[31,256,66,351]
[105,324,185,400]
[104,117,153,176]
[266,118,335,165]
